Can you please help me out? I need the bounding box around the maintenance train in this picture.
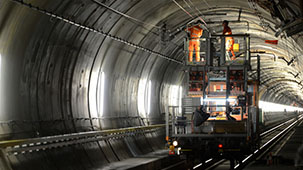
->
[165,31,301,168]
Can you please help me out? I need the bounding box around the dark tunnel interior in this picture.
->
[1,0,303,169]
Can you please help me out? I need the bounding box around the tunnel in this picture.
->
[1,0,303,169]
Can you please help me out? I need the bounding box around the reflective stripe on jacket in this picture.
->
[186,25,203,39]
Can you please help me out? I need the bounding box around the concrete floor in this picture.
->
[100,150,180,170]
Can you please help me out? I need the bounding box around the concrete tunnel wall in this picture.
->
[0,0,185,138]
[0,0,303,169]
[0,0,187,168]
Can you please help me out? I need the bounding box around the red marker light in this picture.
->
[218,144,223,148]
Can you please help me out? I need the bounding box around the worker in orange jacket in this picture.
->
[186,21,204,63]
[222,20,235,60]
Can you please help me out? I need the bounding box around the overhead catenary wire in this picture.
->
[90,0,163,39]
[173,0,194,18]
[183,0,194,13]
[188,0,207,19]
[90,0,162,29]
[186,0,210,31]
[10,0,183,64]
[182,0,201,25]
[173,0,208,26]
[183,0,203,23]
[201,0,211,8]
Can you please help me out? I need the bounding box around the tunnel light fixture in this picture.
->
[0,54,1,112]
[138,78,147,117]
[171,85,180,107]
[0,54,1,83]
[99,72,105,116]
[147,80,152,115]
[179,86,182,113]
[89,71,105,118]
[0,54,1,76]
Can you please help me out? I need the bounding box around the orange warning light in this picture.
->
[265,40,278,45]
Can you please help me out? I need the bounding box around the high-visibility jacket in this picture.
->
[186,25,203,62]
[186,25,203,39]
[223,26,234,53]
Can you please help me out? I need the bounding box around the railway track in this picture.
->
[0,124,165,170]
[210,115,303,170]
[166,115,303,170]
[4,116,300,170]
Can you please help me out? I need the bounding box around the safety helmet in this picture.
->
[223,20,229,26]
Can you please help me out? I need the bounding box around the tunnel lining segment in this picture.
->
[10,0,183,64]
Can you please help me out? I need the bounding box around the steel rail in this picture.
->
[0,124,165,155]
[234,115,303,169]
[260,117,296,137]
[192,115,302,170]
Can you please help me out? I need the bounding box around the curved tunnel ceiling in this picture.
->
[0,0,303,138]
[1,0,303,169]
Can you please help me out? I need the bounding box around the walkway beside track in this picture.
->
[100,150,185,170]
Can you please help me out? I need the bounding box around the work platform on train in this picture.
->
[166,34,257,137]
[183,34,251,67]
[166,33,260,160]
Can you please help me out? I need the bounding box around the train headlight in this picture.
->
[173,141,178,147]
[177,147,181,155]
